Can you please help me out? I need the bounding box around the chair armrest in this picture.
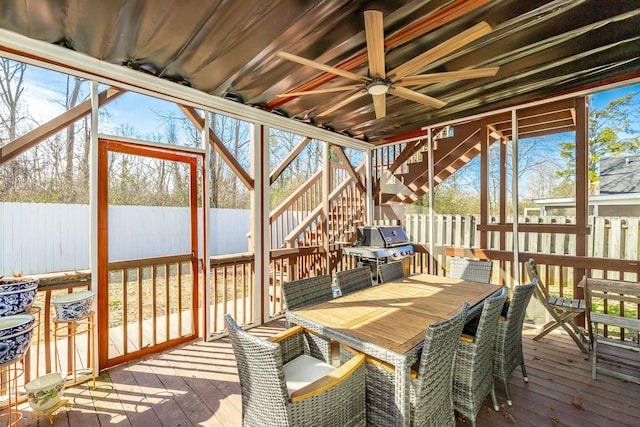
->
[290,353,365,402]
[342,343,405,376]
[459,333,475,343]
[270,325,304,343]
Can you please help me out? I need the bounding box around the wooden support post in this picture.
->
[480,124,489,250]
[574,97,589,307]
[251,124,270,324]
[323,142,330,272]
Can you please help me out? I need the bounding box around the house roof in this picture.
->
[0,0,638,145]
[599,155,640,194]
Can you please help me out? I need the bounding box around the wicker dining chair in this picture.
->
[335,267,373,295]
[378,261,405,283]
[341,303,469,427]
[453,289,508,427]
[281,275,333,362]
[282,275,333,310]
[493,280,536,406]
[225,314,367,427]
[448,257,493,283]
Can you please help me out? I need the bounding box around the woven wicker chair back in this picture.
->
[378,261,405,283]
[448,257,493,283]
[281,275,332,310]
[224,314,291,426]
[336,267,373,295]
[453,289,508,423]
[494,281,536,383]
[412,303,470,425]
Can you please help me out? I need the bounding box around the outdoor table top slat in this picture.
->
[290,273,502,355]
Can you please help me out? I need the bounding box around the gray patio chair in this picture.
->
[493,280,536,406]
[225,314,366,427]
[281,275,333,362]
[341,303,469,427]
[448,257,493,283]
[453,289,508,427]
[335,266,373,295]
[282,275,333,310]
[378,261,405,283]
[525,258,588,353]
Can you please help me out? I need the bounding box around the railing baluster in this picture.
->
[232,263,238,323]
[137,267,143,351]
[164,264,170,340]
[178,261,183,337]
[151,264,157,346]
[123,269,129,355]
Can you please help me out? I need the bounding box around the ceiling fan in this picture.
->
[276,10,499,119]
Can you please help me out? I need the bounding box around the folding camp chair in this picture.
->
[526,259,588,353]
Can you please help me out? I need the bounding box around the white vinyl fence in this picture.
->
[0,203,251,276]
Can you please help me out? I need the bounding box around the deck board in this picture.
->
[19,322,640,427]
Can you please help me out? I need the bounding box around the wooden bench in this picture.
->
[583,277,640,384]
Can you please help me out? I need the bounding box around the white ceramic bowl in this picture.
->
[0,314,36,339]
[26,372,65,411]
[51,290,96,321]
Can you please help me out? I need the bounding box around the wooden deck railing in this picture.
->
[445,247,640,341]
[269,163,353,249]
[209,253,254,333]
[20,272,91,385]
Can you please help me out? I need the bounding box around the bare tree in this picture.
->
[0,59,28,199]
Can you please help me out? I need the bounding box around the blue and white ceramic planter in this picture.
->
[0,277,39,293]
[0,315,35,366]
[52,290,96,321]
[0,279,38,316]
[0,314,36,339]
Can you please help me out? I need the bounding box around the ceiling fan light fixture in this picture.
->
[366,80,389,95]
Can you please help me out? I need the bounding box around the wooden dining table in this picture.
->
[286,273,504,427]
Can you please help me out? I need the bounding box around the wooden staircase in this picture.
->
[376,122,497,204]
[268,122,499,280]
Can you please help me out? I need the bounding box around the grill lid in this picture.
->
[356,226,409,247]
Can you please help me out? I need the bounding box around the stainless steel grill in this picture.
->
[342,225,415,282]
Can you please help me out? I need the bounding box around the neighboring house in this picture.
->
[599,155,640,194]
[531,156,640,216]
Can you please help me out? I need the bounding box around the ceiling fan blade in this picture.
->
[389,21,492,78]
[317,90,367,117]
[372,94,386,119]
[388,87,446,109]
[276,85,361,97]
[278,51,367,83]
[394,67,499,86]
[364,10,386,79]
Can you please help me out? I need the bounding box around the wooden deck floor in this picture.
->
[19,321,640,427]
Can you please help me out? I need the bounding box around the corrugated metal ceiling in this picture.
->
[0,0,638,144]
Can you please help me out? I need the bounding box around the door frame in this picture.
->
[97,137,205,369]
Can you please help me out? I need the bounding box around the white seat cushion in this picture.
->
[282,354,335,396]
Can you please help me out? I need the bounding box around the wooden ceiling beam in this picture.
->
[270,136,312,185]
[501,125,576,140]
[331,145,366,193]
[179,105,254,190]
[0,86,125,164]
